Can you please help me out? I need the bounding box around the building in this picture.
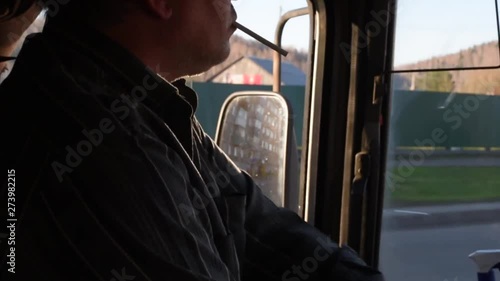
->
[209,56,306,86]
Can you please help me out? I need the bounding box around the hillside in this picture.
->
[191,36,499,95]
[395,41,500,94]
[189,35,309,82]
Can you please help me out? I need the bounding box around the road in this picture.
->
[379,222,500,281]
[382,202,500,230]
[387,155,500,167]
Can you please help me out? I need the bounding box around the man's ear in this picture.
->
[144,0,173,20]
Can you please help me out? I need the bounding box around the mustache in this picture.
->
[230,5,237,22]
[231,5,237,18]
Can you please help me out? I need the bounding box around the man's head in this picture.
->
[0,0,38,22]
[43,0,238,80]
[0,0,42,70]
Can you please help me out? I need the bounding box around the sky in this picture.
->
[232,0,310,52]
[18,0,500,66]
[393,0,499,66]
[233,0,500,66]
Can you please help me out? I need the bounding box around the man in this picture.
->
[1,0,384,280]
[0,0,44,82]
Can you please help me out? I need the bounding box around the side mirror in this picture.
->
[215,92,299,212]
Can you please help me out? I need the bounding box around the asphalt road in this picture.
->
[382,202,500,230]
[379,222,500,281]
[387,155,500,167]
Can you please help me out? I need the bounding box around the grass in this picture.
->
[387,166,500,204]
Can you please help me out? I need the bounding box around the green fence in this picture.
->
[193,83,500,148]
[390,90,500,148]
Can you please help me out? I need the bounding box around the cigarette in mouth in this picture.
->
[233,22,289,57]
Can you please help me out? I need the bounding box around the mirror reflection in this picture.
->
[218,94,289,206]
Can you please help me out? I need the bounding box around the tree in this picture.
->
[457,53,465,68]
[415,71,454,92]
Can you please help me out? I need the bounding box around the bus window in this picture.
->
[380,1,500,280]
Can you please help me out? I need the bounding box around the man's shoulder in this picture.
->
[1,45,107,153]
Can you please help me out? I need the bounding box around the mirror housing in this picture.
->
[215,91,300,213]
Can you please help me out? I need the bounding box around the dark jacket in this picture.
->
[0,18,384,281]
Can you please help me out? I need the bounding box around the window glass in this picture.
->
[380,1,500,280]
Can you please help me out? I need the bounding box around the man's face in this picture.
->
[0,3,43,81]
[168,0,237,76]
